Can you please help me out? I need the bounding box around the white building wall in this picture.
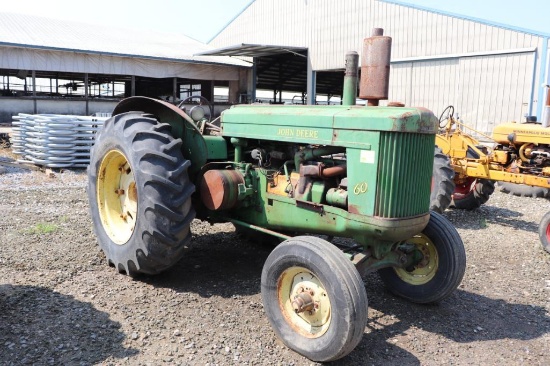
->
[210,0,548,131]
[388,51,536,134]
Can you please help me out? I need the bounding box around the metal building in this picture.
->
[0,12,251,122]
[208,0,550,135]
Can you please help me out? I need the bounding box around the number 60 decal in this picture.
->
[353,182,368,195]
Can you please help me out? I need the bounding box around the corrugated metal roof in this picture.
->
[0,12,250,67]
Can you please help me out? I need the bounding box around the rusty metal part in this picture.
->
[128,182,137,202]
[371,28,384,36]
[299,163,347,179]
[359,28,392,106]
[295,163,346,200]
[199,169,245,211]
[295,199,324,214]
[387,101,405,107]
[321,165,346,178]
[300,163,322,178]
[292,291,315,313]
[267,171,300,196]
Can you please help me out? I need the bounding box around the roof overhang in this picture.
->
[196,43,344,97]
[195,44,307,58]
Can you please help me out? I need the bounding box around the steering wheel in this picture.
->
[177,95,214,122]
[438,105,455,128]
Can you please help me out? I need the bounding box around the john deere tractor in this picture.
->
[87,30,466,362]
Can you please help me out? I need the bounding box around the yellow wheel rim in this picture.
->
[277,266,331,338]
[96,150,138,245]
[395,234,438,285]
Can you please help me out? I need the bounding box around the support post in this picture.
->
[306,52,316,105]
[32,70,36,114]
[85,73,89,115]
[251,58,257,102]
[131,75,136,96]
[229,80,239,104]
[173,77,178,104]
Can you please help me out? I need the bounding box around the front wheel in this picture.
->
[88,112,195,276]
[450,178,495,210]
[378,211,466,303]
[261,236,368,362]
[538,211,550,254]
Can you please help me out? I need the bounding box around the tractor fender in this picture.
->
[113,96,208,174]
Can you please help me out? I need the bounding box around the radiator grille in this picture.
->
[375,132,435,218]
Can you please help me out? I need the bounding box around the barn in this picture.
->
[0,12,251,122]
[206,0,550,134]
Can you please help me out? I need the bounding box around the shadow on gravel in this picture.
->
[381,288,550,343]
[0,284,138,365]
[445,206,539,233]
[141,231,272,298]
[332,282,550,365]
[348,284,549,364]
[136,230,549,365]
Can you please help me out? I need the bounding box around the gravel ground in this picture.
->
[1,145,549,365]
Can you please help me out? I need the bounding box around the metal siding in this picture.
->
[453,53,535,134]
[210,0,547,123]
[388,52,535,135]
[388,62,412,106]
[210,0,544,68]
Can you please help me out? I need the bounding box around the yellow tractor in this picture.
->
[432,105,550,253]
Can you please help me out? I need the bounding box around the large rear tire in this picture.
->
[378,211,466,304]
[88,112,195,276]
[261,236,368,362]
[430,146,455,213]
[450,178,495,210]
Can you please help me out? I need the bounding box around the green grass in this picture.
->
[480,218,488,229]
[25,222,59,235]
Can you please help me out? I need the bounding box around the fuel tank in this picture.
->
[492,122,550,145]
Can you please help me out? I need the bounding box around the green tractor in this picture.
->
[87,29,465,362]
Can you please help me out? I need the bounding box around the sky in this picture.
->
[0,0,548,43]
[399,0,548,35]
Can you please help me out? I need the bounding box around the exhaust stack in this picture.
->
[359,28,392,106]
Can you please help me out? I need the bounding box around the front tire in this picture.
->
[261,236,368,362]
[88,112,195,276]
[378,211,466,303]
[538,211,550,254]
[450,178,495,210]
